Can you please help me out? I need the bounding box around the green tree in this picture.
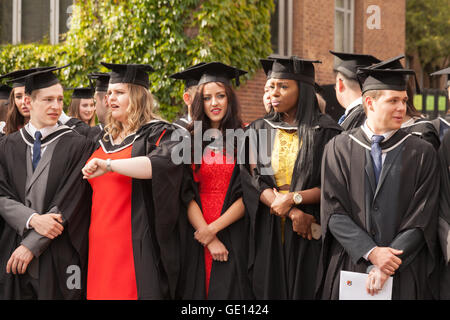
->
[406,0,450,87]
[0,0,274,120]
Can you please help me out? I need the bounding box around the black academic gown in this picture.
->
[340,104,366,131]
[184,159,253,300]
[432,115,450,142]
[0,127,93,299]
[93,120,190,299]
[241,113,342,299]
[438,130,450,299]
[401,118,440,150]
[173,115,191,130]
[317,128,440,300]
[64,118,103,142]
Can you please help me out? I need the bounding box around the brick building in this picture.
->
[237,0,406,123]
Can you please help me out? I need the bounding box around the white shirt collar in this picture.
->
[26,122,59,140]
[345,97,363,116]
[58,110,72,125]
[362,120,397,143]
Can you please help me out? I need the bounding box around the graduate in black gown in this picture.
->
[329,51,380,131]
[430,67,450,141]
[316,65,440,300]
[81,63,199,299]
[0,66,93,299]
[182,62,253,299]
[241,55,342,299]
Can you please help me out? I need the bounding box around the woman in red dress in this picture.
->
[83,62,186,300]
[183,62,253,299]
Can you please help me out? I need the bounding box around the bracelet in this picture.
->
[106,158,113,172]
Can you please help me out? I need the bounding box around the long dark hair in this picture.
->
[265,80,321,180]
[188,81,243,169]
[5,88,26,134]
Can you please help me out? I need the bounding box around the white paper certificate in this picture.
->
[339,270,393,300]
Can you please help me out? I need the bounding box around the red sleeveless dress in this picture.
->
[86,145,138,300]
[192,147,235,296]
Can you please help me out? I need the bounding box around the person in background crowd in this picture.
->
[329,51,380,130]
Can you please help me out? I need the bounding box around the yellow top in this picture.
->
[271,129,300,243]
[272,129,299,193]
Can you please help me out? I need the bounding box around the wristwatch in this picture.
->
[293,191,303,205]
[106,158,113,172]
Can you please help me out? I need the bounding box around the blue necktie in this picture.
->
[370,135,384,185]
[32,131,42,171]
[338,113,346,125]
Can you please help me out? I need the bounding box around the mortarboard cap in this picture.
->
[261,55,321,86]
[368,55,421,94]
[175,62,247,87]
[101,63,154,89]
[88,72,110,92]
[169,62,207,89]
[357,67,416,94]
[13,65,69,95]
[368,54,405,70]
[430,67,450,88]
[70,87,94,99]
[330,50,380,80]
[0,84,12,100]
[0,67,54,88]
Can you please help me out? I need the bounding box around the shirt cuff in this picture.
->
[363,246,377,261]
[26,213,38,230]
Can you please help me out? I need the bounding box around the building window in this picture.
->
[334,0,354,53]
[0,0,73,45]
[271,0,293,57]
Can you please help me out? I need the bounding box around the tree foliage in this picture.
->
[406,0,450,82]
[0,0,274,120]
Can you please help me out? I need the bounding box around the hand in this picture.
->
[194,224,217,247]
[368,247,403,275]
[366,266,390,296]
[206,237,229,262]
[270,189,293,217]
[82,158,108,179]
[6,245,34,275]
[289,208,316,240]
[29,213,64,239]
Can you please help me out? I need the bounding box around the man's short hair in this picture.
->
[362,90,383,114]
[336,71,361,92]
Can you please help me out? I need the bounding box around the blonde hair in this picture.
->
[104,83,160,140]
[68,98,96,127]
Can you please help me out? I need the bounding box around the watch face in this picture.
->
[294,193,302,204]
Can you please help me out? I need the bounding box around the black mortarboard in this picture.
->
[431,67,450,88]
[368,55,421,94]
[260,55,321,86]
[13,65,69,95]
[175,62,247,87]
[368,54,405,70]
[329,50,380,80]
[100,62,154,89]
[0,85,12,99]
[169,62,207,89]
[357,67,417,94]
[70,87,94,99]
[0,66,54,88]
[88,72,110,92]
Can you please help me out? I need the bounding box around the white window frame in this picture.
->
[273,0,293,57]
[334,0,354,53]
[11,0,64,45]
